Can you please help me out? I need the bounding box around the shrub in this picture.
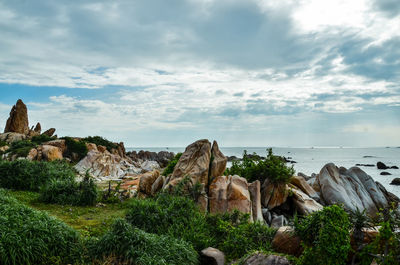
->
[0,140,6,147]
[226,148,295,184]
[0,189,84,264]
[62,137,88,161]
[83,136,117,152]
[294,205,351,265]
[162,152,182,175]
[31,134,56,145]
[88,218,198,265]
[39,174,98,206]
[5,139,36,157]
[0,160,76,191]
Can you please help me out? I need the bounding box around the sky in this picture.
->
[0,0,399,147]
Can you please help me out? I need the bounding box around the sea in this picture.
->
[126,147,400,198]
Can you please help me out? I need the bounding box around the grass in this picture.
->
[10,190,129,238]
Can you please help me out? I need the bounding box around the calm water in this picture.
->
[127,147,400,197]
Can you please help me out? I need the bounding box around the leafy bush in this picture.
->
[31,134,56,145]
[0,160,76,191]
[62,136,88,161]
[226,148,295,184]
[39,174,98,206]
[88,218,199,265]
[162,152,182,175]
[5,139,36,157]
[294,205,351,265]
[83,136,117,152]
[0,189,84,264]
[0,140,6,147]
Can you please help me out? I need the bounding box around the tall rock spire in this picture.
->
[4,99,29,134]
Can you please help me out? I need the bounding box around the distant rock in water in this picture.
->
[390,178,400,186]
[380,172,392,176]
[4,99,29,135]
[356,164,375,167]
[377,161,389,169]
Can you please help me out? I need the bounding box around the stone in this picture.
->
[26,148,38,161]
[317,163,389,216]
[126,150,175,168]
[151,175,165,195]
[40,145,63,161]
[33,122,41,133]
[166,139,211,188]
[44,139,66,153]
[290,176,320,202]
[0,132,26,144]
[288,185,323,215]
[261,179,289,210]
[376,181,400,203]
[390,178,400,185]
[200,247,225,265]
[117,142,126,158]
[377,161,389,170]
[391,166,399,169]
[380,172,391,175]
[141,160,160,172]
[272,226,302,257]
[42,128,56,137]
[262,208,272,224]
[86,143,98,152]
[97,145,107,153]
[240,253,291,265]
[271,215,288,228]
[209,175,252,218]
[138,170,160,195]
[4,99,29,135]
[209,140,227,180]
[249,180,264,222]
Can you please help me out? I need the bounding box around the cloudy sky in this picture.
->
[0,0,399,147]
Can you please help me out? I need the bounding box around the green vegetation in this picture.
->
[0,189,83,265]
[62,136,88,161]
[162,152,182,175]
[88,218,199,265]
[0,140,6,147]
[295,205,351,265]
[5,139,36,157]
[31,134,56,144]
[83,136,117,152]
[0,160,76,191]
[226,148,295,184]
[39,173,98,206]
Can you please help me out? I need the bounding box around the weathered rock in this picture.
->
[42,128,56,137]
[249,180,264,222]
[261,179,289,210]
[166,139,211,188]
[270,215,288,228]
[209,175,252,218]
[380,172,391,175]
[0,132,26,144]
[127,150,175,168]
[139,170,160,195]
[272,226,302,257]
[116,142,126,158]
[240,253,291,265]
[4,99,29,134]
[141,160,160,172]
[288,185,323,215]
[97,145,107,153]
[40,145,63,161]
[317,163,389,216]
[390,178,400,185]
[262,208,272,224]
[376,181,400,203]
[151,175,165,195]
[86,143,98,152]
[377,161,389,170]
[44,139,67,153]
[33,122,41,133]
[26,148,38,161]
[290,176,320,201]
[200,247,225,265]
[210,140,227,180]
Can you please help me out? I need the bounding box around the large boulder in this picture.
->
[290,176,319,202]
[272,226,302,257]
[0,132,26,144]
[209,140,227,180]
[138,170,160,195]
[316,163,389,216]
[209,175,252,219]
[200,247,225,265]
[288,185,323,215]
[4,99,29,135]
[141,160,160,172]
[240,252,291,265]
[390,178,400,186]
[166,139,211,188]
[261,179,289,210]
[40,145,63,161]
[43,139,66,153]
[249,180,264,222]
[42,128,56,137]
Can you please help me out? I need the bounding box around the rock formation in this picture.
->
[42,128,56,137]
[4,99,29,134]
[261,179,289,210]
[249,180,263,222]
[288,185,323,215]
[210,140,227,180]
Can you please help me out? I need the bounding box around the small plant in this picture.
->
[294,205,351,265]
[87,218,199,265]
[62,137,88,161]
[0,140,6,147]
[5,139,36,157]
[31,134,56,145]
[226,148,295,184]
[83,136,117,152]
[162,152,182,176]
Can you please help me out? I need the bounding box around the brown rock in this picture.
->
[209,175,229,214]
[4,99,29,135]
[33,122,41,133]
[26,148,38,161]
[117,142,126,158]
[151,175,165,195]
[42,128,56,137]
[272,226,303,257]
[167,139,211,188]
[97,145,107,153]
[261,179,289,210]
[139,170,160,195]
[249,180,264,222]
[288,185,323,215]
[291,176,319,201]
[40,145,63,161]
[44,139,67,153]
[0,132,27,144]
[210,140,227,181]
[86,143,98,152]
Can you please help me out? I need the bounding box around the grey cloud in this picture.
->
[374,0,400,17]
